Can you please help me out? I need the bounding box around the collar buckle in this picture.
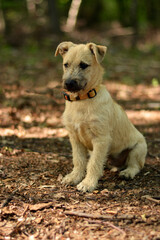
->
[87,89,97,98]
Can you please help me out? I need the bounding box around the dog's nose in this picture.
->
[65,79,79,92]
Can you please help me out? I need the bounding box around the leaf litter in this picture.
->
[0,46,160,240]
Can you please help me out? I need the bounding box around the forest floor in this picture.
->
[0,37,160,239]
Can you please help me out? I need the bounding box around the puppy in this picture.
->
[55,42,147,192]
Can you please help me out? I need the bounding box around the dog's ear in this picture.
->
[88,43,107,63]
[55,42,75,57]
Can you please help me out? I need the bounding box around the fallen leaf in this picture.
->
[35,216,43,224]
[57,174,63,182]
[101,189,109,195]
[54,193,65,199]
[141,214,147,222]
[0,221,14,236]
[29,202,53,211]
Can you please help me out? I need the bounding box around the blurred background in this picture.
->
[0,0,160,145]
[0,0,160,87]
[0,2,160,238]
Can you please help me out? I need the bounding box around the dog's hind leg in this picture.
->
[119,138,147,179]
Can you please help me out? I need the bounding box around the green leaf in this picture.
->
[152,78,159,87]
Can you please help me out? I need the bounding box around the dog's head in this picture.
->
[55,42,107,93]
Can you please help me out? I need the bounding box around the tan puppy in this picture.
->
[55,42,147,192]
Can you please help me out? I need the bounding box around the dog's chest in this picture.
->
[63,106,94,150]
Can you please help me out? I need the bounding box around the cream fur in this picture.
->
[55,42,147,192]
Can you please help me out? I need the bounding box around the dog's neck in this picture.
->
[62,85,101,102]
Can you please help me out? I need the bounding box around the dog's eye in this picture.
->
[64,63,69,68]
[79,62,89,70]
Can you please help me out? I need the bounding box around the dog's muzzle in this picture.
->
[64,79,84,92]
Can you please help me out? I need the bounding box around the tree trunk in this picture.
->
[0,0,5,33]
[131,0,138,48]
[47,0,61,34]
[1,0,11,37]
[65,0,82,32]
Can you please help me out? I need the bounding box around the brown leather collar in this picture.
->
[62,86,100,102]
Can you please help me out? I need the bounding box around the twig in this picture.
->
[142,195,160,204]
[88,219,126,237]
[1,188,19,208]
[105,221,126,236]
[8,219,25,236]
[145,164,160,174]
[147,139,160,143]
[1,186,24,208]
[150,166,160,174]
[64,210,134,221]
[64,211,113,221]
[22,204,29,217]
[65,212,126,237]
[148,152,160,159]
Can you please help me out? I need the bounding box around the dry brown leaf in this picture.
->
[0,221,14,236]
[29,202,53,211]
[54,192,65,199]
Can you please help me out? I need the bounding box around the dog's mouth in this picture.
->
[63,79,87,93]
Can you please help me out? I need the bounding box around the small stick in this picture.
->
[1,186,24,208]
[1,189,18,208]
[64,210,134,221]
[64,210,135,224]
[150,166,160,174]
[64,211,113,221]
[148,152,160,159]
[88,219,126,236]
[8,219,25,236]
[105,221,126,236]
[142,195,160,204]
[22,204,29,217]
[145,163,160,174]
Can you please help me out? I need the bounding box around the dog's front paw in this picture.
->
[119,167,138,179]
[62,171,84,186]
[77,179,97,192]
